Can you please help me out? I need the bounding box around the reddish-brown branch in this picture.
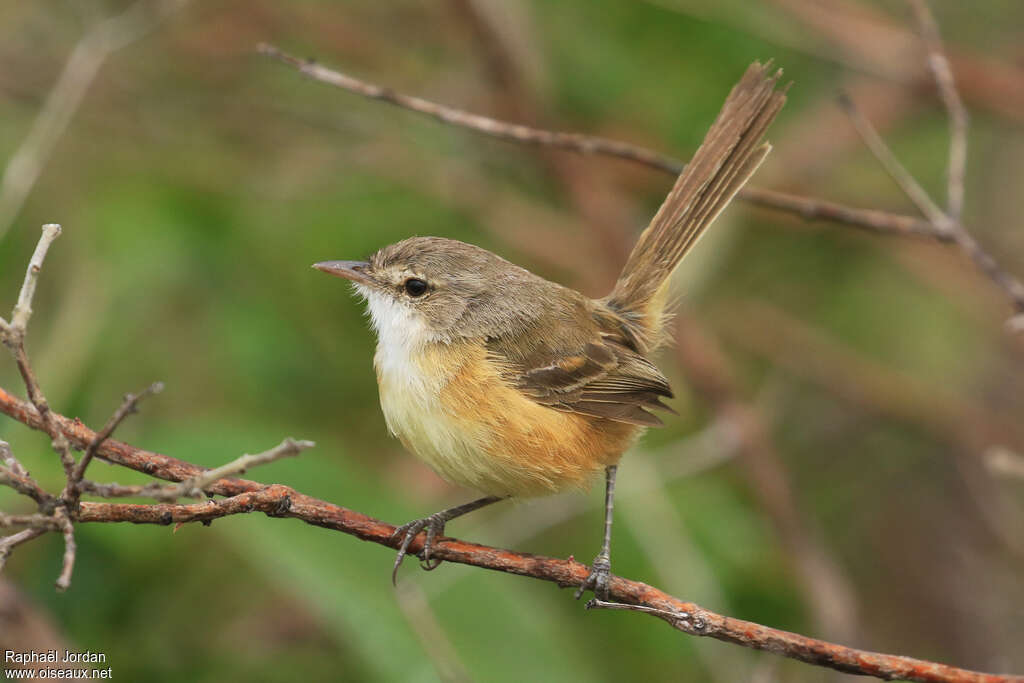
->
[0,386,1019,682]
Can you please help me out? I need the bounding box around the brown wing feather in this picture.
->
[486,307,673,427]
[484,63,785,427]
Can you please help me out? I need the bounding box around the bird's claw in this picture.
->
[390,513,446,584]
[574,552,611,600]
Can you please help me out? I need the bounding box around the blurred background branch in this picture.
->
[261,39,1024,321]
[0,0,187,242]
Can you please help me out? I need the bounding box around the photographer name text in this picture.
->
[5,651,106,665]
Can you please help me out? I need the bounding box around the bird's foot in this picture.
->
[390,512,448,584]
[574,551,611,600]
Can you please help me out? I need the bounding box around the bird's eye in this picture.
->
[404,278,428,297]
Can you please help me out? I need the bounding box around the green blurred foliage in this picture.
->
[2,0,1024,681]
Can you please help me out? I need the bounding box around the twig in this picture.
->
[6,224,63,334]
[740,186,936,237]
[258,44,682,172]
[587,597,697,625]
[0,387,1018,682]
[53,510,75,592]
[258,44,927,236]
[0,441,52,508]
[838,94,1024,315]
[394,581,474,683]
[0,513,61,529]
[77,480,174,499]
[0,225,74,476]
[0,528,48,572]
[76,486,295,525]
[258,44,1024,317]
[837,94,948,228]
[68,381,165,490]
[985,448,1024,482]
[0,440,29,477]
[0,465,52,507]
[0,0,188,241]
[157,437,315,500]
[906,0,968,221]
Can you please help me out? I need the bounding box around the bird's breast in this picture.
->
[374,338,638,498]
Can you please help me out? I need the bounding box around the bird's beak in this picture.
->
[313,260,373,286]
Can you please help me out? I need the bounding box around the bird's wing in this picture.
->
[485,305,673,427]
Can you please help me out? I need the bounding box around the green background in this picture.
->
[2,1,1023,680]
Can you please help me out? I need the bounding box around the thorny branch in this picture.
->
[258,41,1024,323]
[0,226,1019,682]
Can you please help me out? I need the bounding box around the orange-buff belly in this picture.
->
[376,341,639,498]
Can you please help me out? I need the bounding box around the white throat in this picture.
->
[356,285,433,380]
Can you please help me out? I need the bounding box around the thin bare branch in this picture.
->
[259,44,1024,317]
[77,480,172,499]
[837,93,948,227]
[946,227,1024,314]
[0,513,61,529]
[838,93,1024,314]
[0,0,189,241]
[0,441,28,477]
[258,44,681,172]
[9,224,62,333]
[985,448,1024,482]
[158,437,315,500]
[53,510,76,592]
[906,0,968,221]
[740,186,936,237]
[258,44,927,234]
[0,225,75,476]
[0,464,53,508]
[0,528,48,572]
[69,381,165,487]
[393,581,474,683]
[1,229,75,479]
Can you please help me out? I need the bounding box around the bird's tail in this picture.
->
[605,62,786,352]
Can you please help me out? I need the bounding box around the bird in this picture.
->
[314,62,785,598]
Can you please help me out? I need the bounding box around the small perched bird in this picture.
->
[315,62,785,598]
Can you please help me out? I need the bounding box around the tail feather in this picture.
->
[605,62,786,352]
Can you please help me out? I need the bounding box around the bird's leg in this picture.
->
[575,465,618,600]
[391,495,504,584]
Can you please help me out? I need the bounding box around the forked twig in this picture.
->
[907,0,968,221]
[68,381,165,491]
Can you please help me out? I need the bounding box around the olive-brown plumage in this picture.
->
[315,61,786,593]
